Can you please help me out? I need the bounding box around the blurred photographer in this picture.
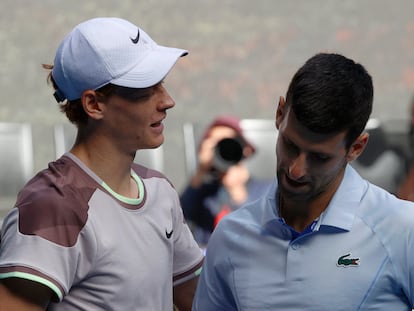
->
[180,115,272,245]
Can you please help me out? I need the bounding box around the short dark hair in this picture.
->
[285,53,373,149]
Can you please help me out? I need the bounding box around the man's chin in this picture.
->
[279,185,312,201]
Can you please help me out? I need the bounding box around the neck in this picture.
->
[71,142,137,198]
[278,167,346,232]
[279,192,331,233]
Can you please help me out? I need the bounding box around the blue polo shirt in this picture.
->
[193,165,414,310]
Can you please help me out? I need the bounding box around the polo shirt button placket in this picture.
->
[291,243,300,250]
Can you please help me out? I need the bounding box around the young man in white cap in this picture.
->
[0,17,204,311]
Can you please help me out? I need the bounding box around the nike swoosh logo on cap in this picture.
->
[130,29,140,44]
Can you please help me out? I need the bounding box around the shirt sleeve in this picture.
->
[192,221,238,310]
[0,205,97,301]
[172,191,204,286]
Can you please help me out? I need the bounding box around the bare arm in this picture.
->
[173,275,199,311]
[0,278,53,311]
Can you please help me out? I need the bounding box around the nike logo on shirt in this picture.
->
[166,229,173,239]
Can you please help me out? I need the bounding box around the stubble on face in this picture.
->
[275,106,349,205]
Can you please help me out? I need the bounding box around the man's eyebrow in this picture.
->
[284,134,337,157]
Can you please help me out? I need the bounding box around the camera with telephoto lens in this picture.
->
[212,137,245,172]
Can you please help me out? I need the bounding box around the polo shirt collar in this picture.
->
[261,165,368,232]
[261,179,280,226]
[319,165,367,231]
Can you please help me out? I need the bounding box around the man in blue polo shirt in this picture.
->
[193,53,414,310]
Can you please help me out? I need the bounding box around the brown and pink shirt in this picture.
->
[0,153,203,310]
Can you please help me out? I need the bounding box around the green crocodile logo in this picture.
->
[337,253,360,267]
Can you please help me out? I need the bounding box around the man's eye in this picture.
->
[311,154,330,162]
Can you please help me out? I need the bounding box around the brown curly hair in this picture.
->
[43,64,155,127]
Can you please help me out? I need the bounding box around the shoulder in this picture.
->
[359,184,414,278]
[359,183,414,237]
[362,183,414,215]
[212,193,270,243]
[12,157,96,247]
[132,162,175,188]
[220,179,276,227]
[246,178,273,197]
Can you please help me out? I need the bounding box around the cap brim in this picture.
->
[110,45,187,88]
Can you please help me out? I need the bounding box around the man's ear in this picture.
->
[275,96,286,130]
[347,132,369,162]
[81,90,105,120]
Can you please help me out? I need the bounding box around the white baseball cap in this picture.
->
[52,17,188,102]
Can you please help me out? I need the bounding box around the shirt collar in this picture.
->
[261,179,280,227]
[319,165,368,231]
[261,165,368,232]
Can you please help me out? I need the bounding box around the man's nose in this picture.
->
[288,153,307,180]
[163,93,175,110]
[160,86,175,110]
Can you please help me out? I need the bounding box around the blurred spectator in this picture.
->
[351,119,407,194]
[180,115,272,245]
[409,95,414,152]
[397,164,414,201]
[397,95,414,201]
